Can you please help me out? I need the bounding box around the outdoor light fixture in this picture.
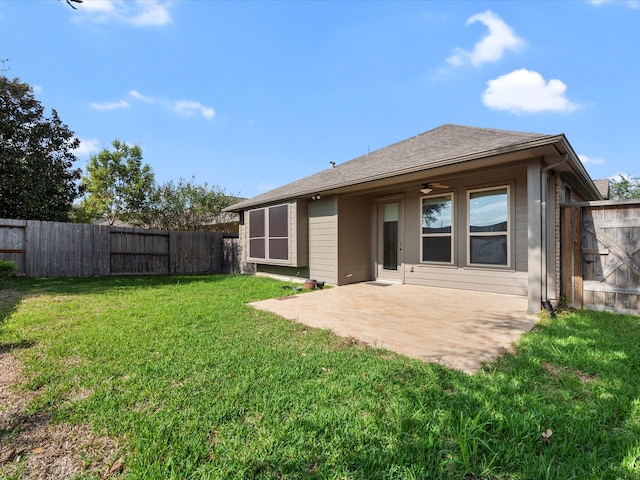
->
[311,194,322,200]
[420,183,433,194]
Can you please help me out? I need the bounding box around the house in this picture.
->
[224,124,602,313]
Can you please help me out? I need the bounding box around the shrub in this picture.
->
[0,260,18,277]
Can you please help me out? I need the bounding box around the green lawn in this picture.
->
[1,274,639,479]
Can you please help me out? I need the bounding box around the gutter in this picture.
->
[540,154,569,316]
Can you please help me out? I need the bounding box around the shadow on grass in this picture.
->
[0,282,25,330]
[237,310,640,478]
[434,309,640,477]
[0,339,35,355]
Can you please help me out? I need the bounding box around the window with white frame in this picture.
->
[248,204,289,261]
[421,193,453,263]
[468,186,509,266]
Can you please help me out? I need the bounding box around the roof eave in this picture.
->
[555,136,603,201]
[225,135,565,212]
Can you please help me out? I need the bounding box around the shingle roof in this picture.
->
[593,179,610,200]
[226,124,558,211]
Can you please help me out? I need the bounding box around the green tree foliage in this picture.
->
[79,140,155,225]
[609,173,640,200]
[0,76,82,221]
[140,178,235,231]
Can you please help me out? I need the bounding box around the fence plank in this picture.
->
[573,207,583,309]
[169,231,221,274]
[110,228,170,275]
[0,219,235,278]
[562,201,640,315]
[223,237,240,274]
[0,220,27,274]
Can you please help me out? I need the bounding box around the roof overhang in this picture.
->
[225,133,602,212]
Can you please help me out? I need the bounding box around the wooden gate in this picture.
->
[561,200,640,315]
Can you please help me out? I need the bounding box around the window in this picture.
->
[468,186,509,266]
[248,204,289,261]
[421,194,453,263]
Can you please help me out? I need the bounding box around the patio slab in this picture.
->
[250,282,538,373]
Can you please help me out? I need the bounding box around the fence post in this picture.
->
[573,206,583,309]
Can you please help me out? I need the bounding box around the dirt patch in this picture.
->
[0,351,123,479]
[542,361,597,384]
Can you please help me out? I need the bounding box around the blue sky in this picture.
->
[2,0,639,199]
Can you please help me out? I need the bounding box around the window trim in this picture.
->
[466,185,511,268]
[247,203,291,264]
[419,192,454,265]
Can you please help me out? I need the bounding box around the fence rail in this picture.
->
[0,219,239,278]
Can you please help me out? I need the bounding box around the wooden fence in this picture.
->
[561,200,640,315]
[0,218,239,277]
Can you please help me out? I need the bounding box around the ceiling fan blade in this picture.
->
[431,182,449,189]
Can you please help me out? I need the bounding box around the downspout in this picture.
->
[540,154,569,316]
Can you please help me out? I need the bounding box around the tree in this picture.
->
[61,0,83,9]
[609,173,640,200]
[0,75,82,221]
[140,178,235,232]
[79,140,155,225]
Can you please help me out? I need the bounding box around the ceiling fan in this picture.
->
[420,182,449,194]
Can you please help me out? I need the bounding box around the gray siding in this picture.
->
[402,164,530,296]
[256,264,310,281]
[514,173,529,272]
[309,196,338,284]
[405,266,527,295]
[338,195,372,284]
[296,199,309,267]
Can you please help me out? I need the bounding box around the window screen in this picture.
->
[468,187,509,266]
[421,194,453,263]
[248,205,289,261]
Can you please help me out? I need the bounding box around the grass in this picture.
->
[1,274,640,479]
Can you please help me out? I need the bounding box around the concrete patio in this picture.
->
[250,282,538,373]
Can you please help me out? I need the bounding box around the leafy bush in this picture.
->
[0,260,17,277]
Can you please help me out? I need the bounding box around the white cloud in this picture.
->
[590,0,639,8]
[74,138,101,157]
[76,0,172,27]
[482,69,580,113]
[32,85,43,94]
[90,99,130,110]
[129,90,153,102]
[92,90,215,120]
[173,101,215,120]
[129,1,172,26]
[610,172,638,181]
[579,154,606,165]
[80,0,116,13]
[446,10,524,67]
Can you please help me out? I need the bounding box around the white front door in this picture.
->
[376,199,404,282]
